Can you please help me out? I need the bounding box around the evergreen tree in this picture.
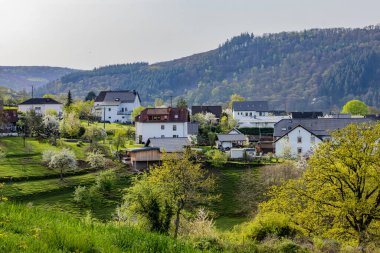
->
[85,91,97,101]
[66,90,73,107]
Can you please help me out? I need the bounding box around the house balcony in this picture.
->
[117,111,132,115]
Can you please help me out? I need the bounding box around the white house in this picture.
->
[135,107,190,144]
[93,90,141,123]
[238,115,291,128]
[216,129,247,149]
[274,118,374,157]
[18,98,63,116]
[274,125,322,157]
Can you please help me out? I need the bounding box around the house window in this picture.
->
[297,147,302,154]
[173,125,177,131]
[311,136,315,143]
[259,112,262,116]
[249,112,252,116]
[173,135,178,138]
[297,137,302,143]
[108,108,111,111]
[245,112,248,116]
[108,117,111,119]
[175,114,179,119]
[161,135,165,138]
[161,125,165,130]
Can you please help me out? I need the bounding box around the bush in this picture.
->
[243,212,298,242]
[86,151,107,169]
[42,150,55,163]
[206,149,228,167]
[73,185,102,208]
[94,169,117,194]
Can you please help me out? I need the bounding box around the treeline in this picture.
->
[40,26,380,111]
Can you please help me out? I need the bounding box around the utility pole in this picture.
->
[170,96,173,107]
[32,85,34,98]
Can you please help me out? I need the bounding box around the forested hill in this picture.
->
[0,66,78,91]
[40,26,380,111]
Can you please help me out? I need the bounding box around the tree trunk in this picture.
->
[174,209,181,239]
[60,168,63,181]
[358,230,367,252]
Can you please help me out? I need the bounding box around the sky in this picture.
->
[0,0,379,70]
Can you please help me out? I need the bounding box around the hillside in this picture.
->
[0,66,78,91]
[40,26,380,111]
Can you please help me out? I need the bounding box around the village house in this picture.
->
[274,118,374,157]
[191,105,223,119]
[216,129,248,150]
[135,107,190,144]
[93,90,141,123]
[18,98,63,116]
[232,101,287,127]
[127,137,191,170]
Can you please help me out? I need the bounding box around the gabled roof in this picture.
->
[216,134,247,142]
[145,137,190,152]
[19,98,62,105]
[232,101,269,111]
[95,90,139,103]
[274,125,322,143]
[274,118,375,138]
[191,106,222,118]
[136,107,189,123]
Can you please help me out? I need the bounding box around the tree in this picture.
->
[24,110,43,137]
[228,94,245,109]
[124,150,218,238]
[176,97,188,109]
[84,125,107,143]
[60,112,82,138]
[85,91,97,101]
[260,123,380,247]
[341,100,369,116]
[86,151,107,169]
[66,90,73,107]
[206,149,228,167]
[112,130,127,152]
[47,149,77,180]
[42,114,60,144]
[131,106,145,120]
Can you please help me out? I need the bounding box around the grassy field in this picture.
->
[0,203,201,253]
[0,136,132,221]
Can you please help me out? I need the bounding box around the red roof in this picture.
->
[2,109,18,123]
[136,107,189,123]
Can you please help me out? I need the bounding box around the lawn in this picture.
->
[212,166,261,230]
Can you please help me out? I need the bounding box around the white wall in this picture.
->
[275,126,322,157]
[237,115,291,128]
[135,122,188,143]
[18,104,63,116]
[94,96,141,123]
[233,110,269,121]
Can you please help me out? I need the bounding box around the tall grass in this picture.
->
[0,203,201,253]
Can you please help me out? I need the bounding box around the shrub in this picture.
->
[94,169,117,193]
[87,151,107,169]
[42,150,55,164]
[243,212,298,242]
[73,185,102,208]
[206,149,228,167]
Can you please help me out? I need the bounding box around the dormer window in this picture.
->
[115,98,120,101]
[174,114,178,119]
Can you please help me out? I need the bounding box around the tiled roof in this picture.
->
[95,90,139,103]
[19,98,61,105]
[146,137,190,152]
[191,106,222,118]
[274,118,375,138]
[216,134,247,142]
[136,107,189,123]
[232,101,269,111]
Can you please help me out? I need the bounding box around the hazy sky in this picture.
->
[0,0,379,70]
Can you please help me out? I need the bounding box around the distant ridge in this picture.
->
[38,26,380,111]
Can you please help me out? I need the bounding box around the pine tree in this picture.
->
[66,90,73,107]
